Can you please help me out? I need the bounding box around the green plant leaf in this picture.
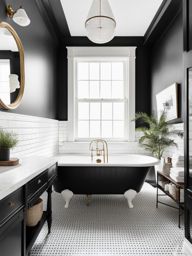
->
[0,130,18,149]
[135,111,181,158]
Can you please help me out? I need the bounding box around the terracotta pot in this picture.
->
[0,148,10,161]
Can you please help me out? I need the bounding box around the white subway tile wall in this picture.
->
[0,113,184,158]
[0,112,59,158]
[58,121,184,156]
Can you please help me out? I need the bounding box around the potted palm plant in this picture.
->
[134,112,182,163]
[0,130,18,161]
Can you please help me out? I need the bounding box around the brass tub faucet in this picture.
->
[89,139,108,163]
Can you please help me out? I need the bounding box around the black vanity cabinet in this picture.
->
[26,163,57,255]
[0,162,57,256]
[0,188,24,256]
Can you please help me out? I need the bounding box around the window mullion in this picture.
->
[88,63,91,138]
[99,63,102,138]
[100,101,102,137]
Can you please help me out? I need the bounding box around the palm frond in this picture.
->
[135,111,181,159]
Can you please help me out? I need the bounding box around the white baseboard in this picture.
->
[183,239,192,255]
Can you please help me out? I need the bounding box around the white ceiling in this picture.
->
[60,0,164,37]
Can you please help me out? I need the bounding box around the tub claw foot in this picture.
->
[124,189,137,208]
[61,189,73,208]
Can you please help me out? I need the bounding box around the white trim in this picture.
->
[67,47,136,58]
[67,47,136,142]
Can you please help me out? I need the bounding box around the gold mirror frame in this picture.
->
[0,22,24,110]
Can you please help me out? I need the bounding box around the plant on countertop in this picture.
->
[134,112,183,159]
[0,130,18,161]
[0,130,18,149]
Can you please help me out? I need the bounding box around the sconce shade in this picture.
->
[9,74,20,93]
[13,8,30,27]
[85,0,116,44]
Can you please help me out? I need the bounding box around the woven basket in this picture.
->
[26,198,43,227]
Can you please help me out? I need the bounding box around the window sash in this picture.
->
[75,60,128,140]
[75,99,128,141]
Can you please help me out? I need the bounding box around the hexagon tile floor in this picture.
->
[30,183,185,256]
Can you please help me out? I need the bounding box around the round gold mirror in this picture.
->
[0,22,24,110]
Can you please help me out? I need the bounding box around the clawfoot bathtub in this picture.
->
[54,154,159,208]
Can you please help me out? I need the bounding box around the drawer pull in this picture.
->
[38,179,42,184]
[8,201,16,208]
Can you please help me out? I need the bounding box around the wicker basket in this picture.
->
[26,198,43,227]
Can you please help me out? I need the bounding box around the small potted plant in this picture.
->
[0,130,18,161]
[134,112,183,169]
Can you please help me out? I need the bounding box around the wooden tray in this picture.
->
[0,158,19,166]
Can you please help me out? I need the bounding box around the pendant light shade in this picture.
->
[85,0,116,44]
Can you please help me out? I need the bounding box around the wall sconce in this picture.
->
[9,74,20,93]
[6,5,31,27]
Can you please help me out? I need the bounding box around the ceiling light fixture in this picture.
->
[85,0,116,44]
[6,4,31,27]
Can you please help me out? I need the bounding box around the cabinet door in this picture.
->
[0,211,24,256]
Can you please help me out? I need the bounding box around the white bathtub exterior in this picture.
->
[56,154,159,167]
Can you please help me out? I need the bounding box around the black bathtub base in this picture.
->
[54,166,150,208]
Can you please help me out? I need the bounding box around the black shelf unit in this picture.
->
[156,171,184,228]
[26,212,47,254]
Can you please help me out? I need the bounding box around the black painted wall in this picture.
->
[150,8,183,117]
[0,0,57,119]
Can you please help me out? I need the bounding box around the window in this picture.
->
[67,47,136,142]
[0,60,10,104]
[76,60,127,139]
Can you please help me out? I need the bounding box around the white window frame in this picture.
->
[67,47,136,142]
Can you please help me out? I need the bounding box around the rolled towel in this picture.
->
[170,174,184,183]
[170,167,184,177]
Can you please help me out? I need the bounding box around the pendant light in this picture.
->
[85,0,116,44]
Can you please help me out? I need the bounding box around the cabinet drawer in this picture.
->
[27,171,48,199]
[48,164,57,181]
[0,188,23,225]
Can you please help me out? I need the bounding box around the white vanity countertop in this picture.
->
[0,156,57,200]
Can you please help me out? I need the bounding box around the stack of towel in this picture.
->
[172,155,185,167]
[169,155,185,182]
[170,167,184,183]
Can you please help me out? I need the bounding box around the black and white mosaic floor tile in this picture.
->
[31,183,185,256]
